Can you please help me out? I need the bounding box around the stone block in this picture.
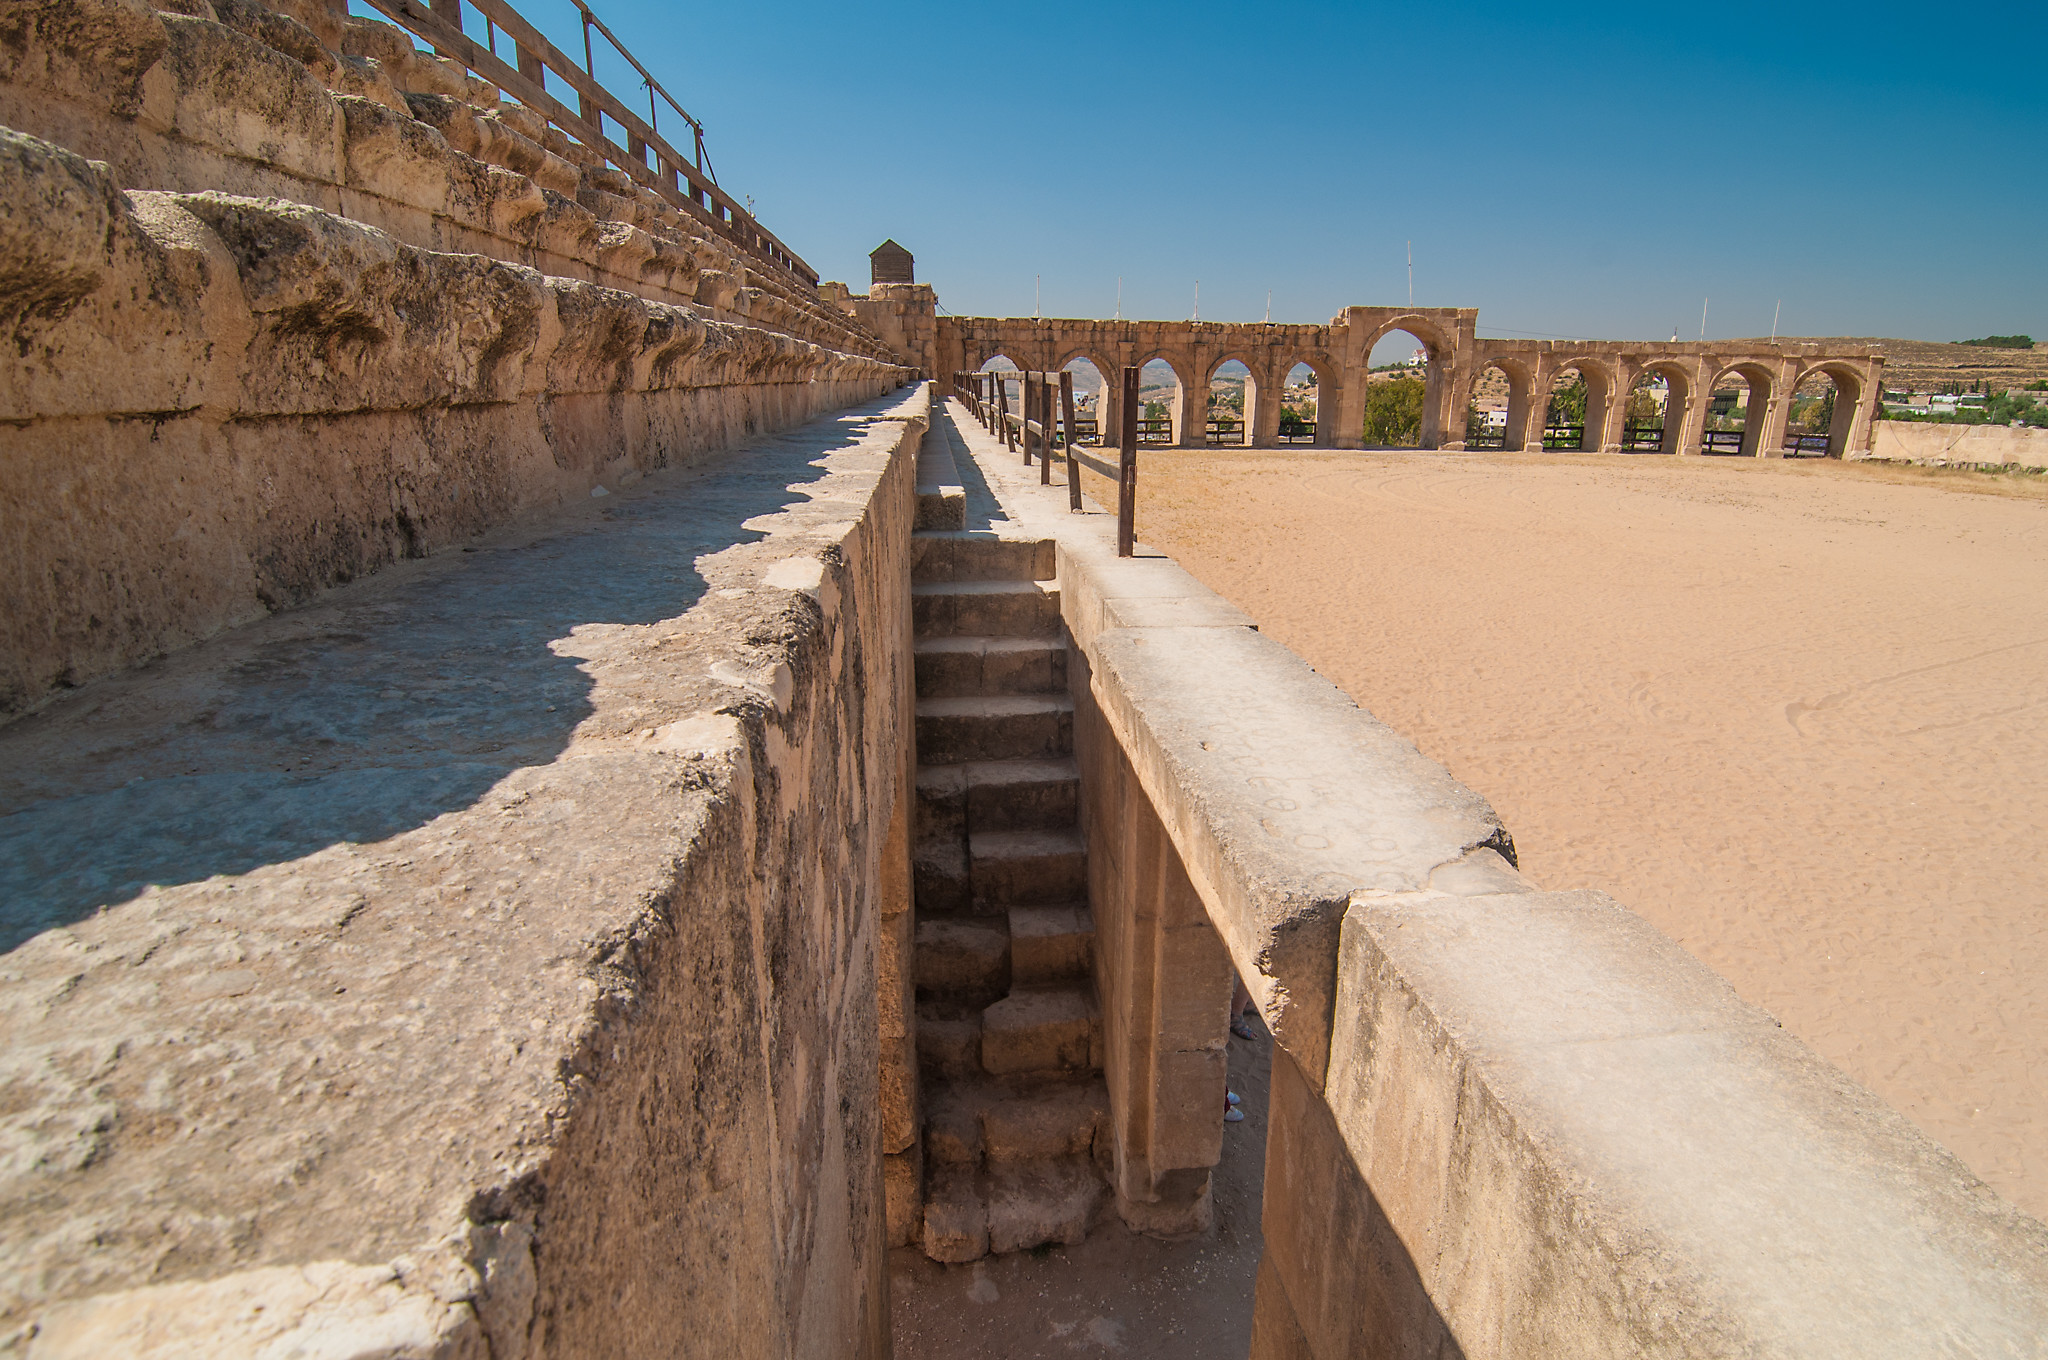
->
[913,919,1009,1001]
[915,1016,982,1080]
[914,696,1072,765]
[911,835,967,914]
[982,987,1095,1076]
[884,1147,923,1250]
[967,758,1079,832]
[879,1029,917,1156]
[982,1085,1106,1163]
[968,830,1086,908]
[921,1163,988,1265]
[1007,905,1093,985]
[1115,1167,1212,1239]
[924,1091,986,1165]
[986,1157,1103,1255]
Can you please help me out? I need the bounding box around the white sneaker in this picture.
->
[1223,1106,1245,1123]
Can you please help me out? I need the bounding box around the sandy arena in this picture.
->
[1137,450,2048,1219]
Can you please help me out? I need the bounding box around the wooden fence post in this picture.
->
[1039,374,1053,485]
[1061,370,1081,512]
[1119,365,1139,557]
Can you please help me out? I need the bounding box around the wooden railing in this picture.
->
[1277,418,1316,445]
[1206,419,1245,446]
[359,0,818,285]
[1784,432,1832,456]
[1137,418,1172,445]
[1542,423,1586,450]
[1622,425,1665,452]
[1701,430,1747,454]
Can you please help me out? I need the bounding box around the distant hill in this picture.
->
[1751,338,2048,393]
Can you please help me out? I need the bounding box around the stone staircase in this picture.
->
[908,526,1111,1263]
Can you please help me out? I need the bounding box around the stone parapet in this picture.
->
[0,126,907,717]
[0,384,931,1358]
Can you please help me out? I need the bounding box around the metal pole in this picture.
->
[1061,370,1081,513]
[1118,365,1139,557]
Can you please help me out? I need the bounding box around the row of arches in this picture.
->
[1465,355,1870,457]
[940,313,1882,456]
[975,353,1339,448]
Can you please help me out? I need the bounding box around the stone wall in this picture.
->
[945,396,2048,1357]
[0,0,885,358]
[0,384,930,1358]
[1863,418,2048,469]
[0,127,905,717]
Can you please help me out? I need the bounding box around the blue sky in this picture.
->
[401,0,2045,349]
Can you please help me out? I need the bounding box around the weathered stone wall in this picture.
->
[0,0,885,358]
[944,396,2048,1357]
[0,127,904,718]
[0,385,930,1358]
[1863,418,2048,469]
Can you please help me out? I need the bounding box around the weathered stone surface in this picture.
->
[913,918,1010,1000]
[985,1157,1103,1255]
[0,387,930,1355]
[921,1163,988,1265]
[982,987,1095,1075]
[0,127,904,717]
[981,1084,1106,1162]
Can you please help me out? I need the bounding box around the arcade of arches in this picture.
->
[900,305,1885,457]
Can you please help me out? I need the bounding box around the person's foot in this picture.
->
[1223,1106,1245,1123]
[1231,1018,1257,1041]
[1226,1091,1241,1106]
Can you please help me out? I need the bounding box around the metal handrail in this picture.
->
[362,0,816,285]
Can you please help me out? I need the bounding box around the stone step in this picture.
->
[917,1156,1106,1263]
[912,532,1054,586]
[912,579,1060,639]
[916,759,1079,846]
[982,984,1100,1076]
[914,917,1009,1006]
[920,1076,1109,1167]
[911,832,967,914]
[1008,904,1095,985]
[915,635,1067,699]
[970,829,1086,908]
[915,696,1072,766]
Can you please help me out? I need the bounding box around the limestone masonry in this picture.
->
[3,0,2043,1355]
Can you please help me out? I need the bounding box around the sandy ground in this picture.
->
[891,1023,1273,1358]
[1130,449,2048,1220]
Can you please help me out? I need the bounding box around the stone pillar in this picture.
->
[1418,356,1447,449]
[1075,651,1233,1235]
[1672,360,1710,455]
[1754,358,1796,456]
[1333,357,1368,450]
[1741,367,1791,457]
[1587,366,1621,451]
[1524,360,1557,453]
[1842,370,1881,455]
[1171,361,1203,450]
[1097,358,1123,447]
[1249,362,1282,447]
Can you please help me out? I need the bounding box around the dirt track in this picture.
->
[1140,450,2048,1219]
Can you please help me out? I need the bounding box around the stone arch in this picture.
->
[1542,355,1618,451]
[1622,359,1692,454]
[1708,361,1777,456]
[1470,356,1535,450]
[1273,356,1334,446]
[1135,350,1196,445]
[1206,351,1263,447]
[1789,362,1865,457]
[1056,349,1116,444]
[1359,318,1453,448]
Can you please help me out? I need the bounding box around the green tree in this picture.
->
[1363,376,1425,446]
[1623,386,1660,428]
[1547,375,1587,425]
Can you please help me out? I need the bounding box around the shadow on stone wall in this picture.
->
[0,419,875,952]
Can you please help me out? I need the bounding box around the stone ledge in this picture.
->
[0,385,930,1356]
